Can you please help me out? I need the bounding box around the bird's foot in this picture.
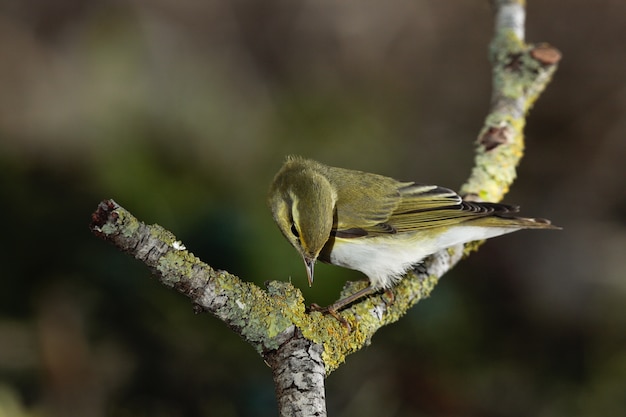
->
[309,303,351,331]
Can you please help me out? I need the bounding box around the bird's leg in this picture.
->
[326,286,377,312]
[319,306,351,331]
[310,285,378,329]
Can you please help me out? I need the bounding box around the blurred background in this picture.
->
[1,0,625,416]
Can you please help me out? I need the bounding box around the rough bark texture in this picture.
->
[268,331,327,417]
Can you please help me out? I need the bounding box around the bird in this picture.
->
[268,155,558,313]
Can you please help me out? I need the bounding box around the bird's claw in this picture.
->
[309,303,352,331]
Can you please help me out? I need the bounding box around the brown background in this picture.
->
[1,1,624,416]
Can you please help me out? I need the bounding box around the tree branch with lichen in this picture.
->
[89,2,560,416]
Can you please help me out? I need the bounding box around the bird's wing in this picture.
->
[334,182,521,237]
[330,169,406,231]
[384,183,521,232]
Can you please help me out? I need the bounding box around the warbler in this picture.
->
[268,156,558,311]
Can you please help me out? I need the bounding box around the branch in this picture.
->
[90,200,302,355]
[90,199,457,416]
[461,0,561,201]
[89,2,560,416]
[90,199,329,416]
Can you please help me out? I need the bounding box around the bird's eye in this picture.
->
[290,223,300,238]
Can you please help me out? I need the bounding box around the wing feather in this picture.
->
[339,182,523,235]
[326,164,532,236]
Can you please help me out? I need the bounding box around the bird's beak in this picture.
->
[304,257,315,287]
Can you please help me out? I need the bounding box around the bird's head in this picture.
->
[268,157,336,285]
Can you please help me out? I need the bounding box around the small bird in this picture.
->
[268,156,558,312]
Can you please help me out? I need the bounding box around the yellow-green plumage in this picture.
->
[268,156,557,294]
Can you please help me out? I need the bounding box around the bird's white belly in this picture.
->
[328,225,519,289]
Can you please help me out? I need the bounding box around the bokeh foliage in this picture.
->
[1,1,625,416]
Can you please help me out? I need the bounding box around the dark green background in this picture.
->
[1,1,624,416]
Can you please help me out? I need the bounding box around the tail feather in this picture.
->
[462,201,560,230]
[479,213,560,230]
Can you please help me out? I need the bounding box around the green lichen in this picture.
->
[120,215,140,238]
[303,269,442,374]
[155,251,196,286]
[228,280,293,351]
[461,114,526,203]
[98,207,140,237]
[490,29,525,62]
[209,278,305,353]
[463,240,485,257]
[149,224,179,245]
[299,311,353,372]
[99,222,118,236]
